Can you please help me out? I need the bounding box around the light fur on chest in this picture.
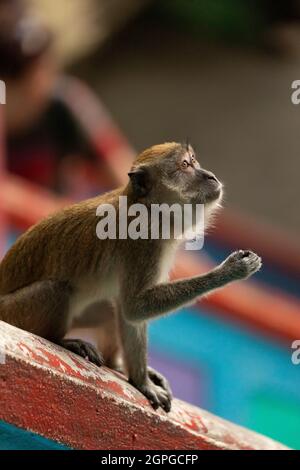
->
[69,241,178,320]
[69,273,119,320]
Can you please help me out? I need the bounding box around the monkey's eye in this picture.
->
[181,160,189,169]
[191,156,196,164]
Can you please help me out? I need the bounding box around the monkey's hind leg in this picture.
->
[71,301,118,368]
[0,280,103,366]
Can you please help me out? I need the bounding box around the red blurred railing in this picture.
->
[0,104,7,258]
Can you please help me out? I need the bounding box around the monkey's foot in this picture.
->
[59,339,103,367]
[148,367,173,402]
[131,379,172,413]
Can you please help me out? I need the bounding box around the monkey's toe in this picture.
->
[148,366,173,401]
[131,380,172,412]
[59,339,103,366]
[159,390,172,413]
[154,387,172,412]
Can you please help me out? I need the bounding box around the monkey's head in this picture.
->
[128,142,223,211]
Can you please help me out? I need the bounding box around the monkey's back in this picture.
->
[0,188,123,295]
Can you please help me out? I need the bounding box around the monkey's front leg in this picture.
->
[119,317,172,412]
[124,250,262,323]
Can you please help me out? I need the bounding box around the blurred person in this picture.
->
[0,0,133,200]
[0,0,137,356]
[263,0,300,55]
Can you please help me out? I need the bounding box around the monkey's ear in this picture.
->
[128,167,151,198]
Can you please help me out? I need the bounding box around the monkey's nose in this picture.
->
[201,170,219,183]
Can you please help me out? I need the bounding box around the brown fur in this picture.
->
[0,142,261,411]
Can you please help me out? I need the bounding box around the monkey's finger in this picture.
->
[247,254,262,268]
[241,250,261,262]
[240,250,251,258]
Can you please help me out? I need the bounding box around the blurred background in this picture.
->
[0,0,300,449]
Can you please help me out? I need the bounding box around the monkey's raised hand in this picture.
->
[217,250,262,282]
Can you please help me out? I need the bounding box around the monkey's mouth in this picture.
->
[205,182,223,203]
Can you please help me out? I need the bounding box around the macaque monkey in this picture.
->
[0,142,262,411]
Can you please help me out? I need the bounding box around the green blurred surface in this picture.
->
[248,393,300,449]
[156,0,264,43]
[0,421,70,450]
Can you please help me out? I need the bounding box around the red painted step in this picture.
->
[0,321,288,450]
